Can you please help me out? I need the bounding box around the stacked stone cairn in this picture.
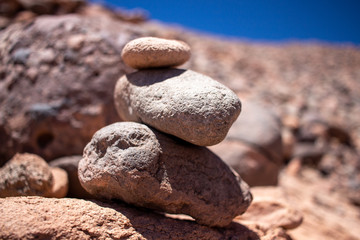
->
[78,37,252,227]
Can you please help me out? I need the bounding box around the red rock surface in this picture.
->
[281,168,360,240]
[0,196,291,240]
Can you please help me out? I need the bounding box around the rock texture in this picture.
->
[49,167,68,198]
[281,168,360,240]
[210,140,279,186]
[114,69,241,146]
[226,100,283,164]
[237,186,303,231]
[79,122,252,227]
[209,100,282,186]
[0,153,53,197]
[121,37,191,69]
[0,14,133,165]
[0,196,292,240]
[49,155,92,198]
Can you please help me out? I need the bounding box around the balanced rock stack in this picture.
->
[78,37,252,227]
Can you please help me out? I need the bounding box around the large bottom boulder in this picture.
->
[78,122,252,227]
[0,196,291,240]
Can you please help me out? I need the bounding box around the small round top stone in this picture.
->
[121,37,191,69]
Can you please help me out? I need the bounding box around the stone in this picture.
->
[0,0,20,17]
[293,143,324,166]
[0,15,130,165]
[18,0,55,15]
[236,186,303,230]
[0,16,10,29]
[11,48,31,65]
[14,10,36,23]
[121,37,191,69]
[0,153,53,197]
[49,155,93,198]
[78,122,252,227]
[55,0,85,14]
[282,127,296,159]
[114,69,242,146]
[209,140,279,186]
[67,34,86,50]
[0,196,285,240]
[49,167,68,198]
[226,100,283,164]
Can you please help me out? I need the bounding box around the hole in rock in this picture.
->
[36,132,54,149]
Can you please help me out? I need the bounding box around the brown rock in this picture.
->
[226,100,283,164]
[282,127,296,159]
[14,10,36,23]
[0,15,131,165]
[121,37,191,69]
[49,155,93,198]
[78,122,252,227]
[0,0,20,17]
[0,16,10,29]
[18,0,55,15]
[293,143,324,166]
[236,186,303,230]
[209,140,279,186]
[0,153,53,197]
[114,68,241,146]
[48,167,68,198]
[67,34,86,50]
[280,169,360,240]
[54,0,85,14]
[0,196,285,239]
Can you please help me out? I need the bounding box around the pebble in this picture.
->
[11,48,31,65]
[67,34,86,50]
[121,37,191,69]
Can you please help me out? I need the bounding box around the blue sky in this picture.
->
[94,0,360,44]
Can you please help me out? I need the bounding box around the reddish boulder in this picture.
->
[0,196,291,239]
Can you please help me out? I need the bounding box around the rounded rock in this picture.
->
[0,153,53,197]
[209,140,279,186]
[114,69,241,146]
[227,100,283,164]
[78,122,252,227]
[49,155,93,198]
[121,37,191,69]
[48,167,68,198]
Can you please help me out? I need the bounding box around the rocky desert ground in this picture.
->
[1,1,360,239]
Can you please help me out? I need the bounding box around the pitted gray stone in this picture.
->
[78,122,252,227]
